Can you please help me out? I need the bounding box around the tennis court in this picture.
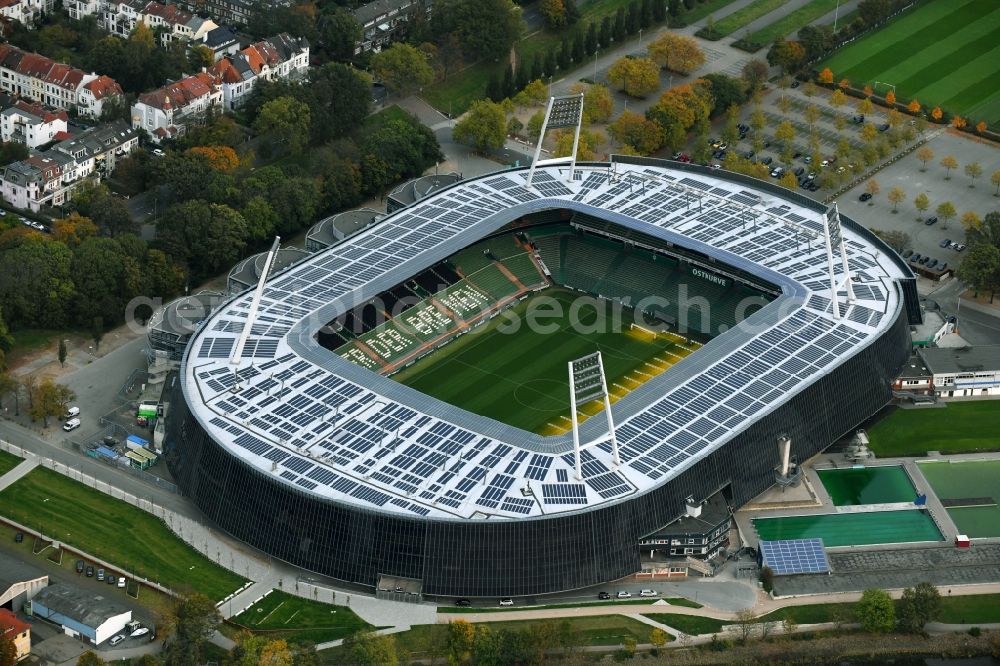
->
[753,510,943,547]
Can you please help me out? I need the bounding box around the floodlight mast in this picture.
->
[231,236,281,367]
[568,352,620,481]
[525,93,585,189]
[821,203,855,320]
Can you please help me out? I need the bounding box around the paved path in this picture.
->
[792,0,861,38]
[0,454,38,491]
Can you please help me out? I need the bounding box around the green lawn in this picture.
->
[643,613,726,635]
[820,0,1000,125]
[0,467,246,601]
[232,590,373,644]
[0,450,22,476]
[760,602,856,624]
[917,460,1000,538]
[711,0,790,37]
[391,287,685,434]
[745,0,841,47]
[938,594,1000,624]
[867,402,1000,457]
[666,597,703,609]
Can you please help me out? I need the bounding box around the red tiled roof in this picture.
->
[0,609,29,637]
[142,0,191,25]
[0,0,21,10]
[11,100,68,123]
[0,44,121,96]
[208,58,240,84]
[82,75,123,100]
[138,72,218,110]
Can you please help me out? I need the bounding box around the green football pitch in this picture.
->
[391,288,698,435]
[820,0,1000,125]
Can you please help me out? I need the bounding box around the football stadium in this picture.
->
[165,156,918,598]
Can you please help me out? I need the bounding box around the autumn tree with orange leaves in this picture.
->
[976,121,987,134]
[952,116,967,129]
[187,146,240,173]
[838,78,850,89]
[885,89,896,106]
[818,68,833,84]
[931,107,943,121]
[907,100,920,114]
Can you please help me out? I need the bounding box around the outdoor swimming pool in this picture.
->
[918,460,1000,538]
[817,465,917,506]
[753,510,943,547]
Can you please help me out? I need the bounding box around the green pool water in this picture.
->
[753,510,943,547]
[817,466,917,506]
[918,460,1000,538]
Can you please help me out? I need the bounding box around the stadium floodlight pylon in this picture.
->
[822,203,855,319]
[568,352,620,481]
[526,93,584,189]
[230,236,281,375]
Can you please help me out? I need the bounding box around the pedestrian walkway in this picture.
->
[0,454,38,492]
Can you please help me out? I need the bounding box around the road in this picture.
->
[924,278,1000,345]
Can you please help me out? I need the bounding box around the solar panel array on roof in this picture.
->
[759,539,830,575]
[183,161,907,520]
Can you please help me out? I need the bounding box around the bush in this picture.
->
[968,627,981,637]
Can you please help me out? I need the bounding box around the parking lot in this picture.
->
[833,130,1000,269]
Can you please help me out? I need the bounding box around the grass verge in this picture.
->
[643,613,727,635]
[745,0,841,47]
[231,590,373,645]
[438,599,659,613]
[710,0,789,37]
[867,402,1000,456]
[0,467,246,601]
[0,450,22,476]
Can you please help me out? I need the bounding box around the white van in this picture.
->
[63,418,81,431]
[64,406,80,419]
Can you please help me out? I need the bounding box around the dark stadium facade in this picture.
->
[166,159,917,598]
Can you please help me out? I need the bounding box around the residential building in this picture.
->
[131,71,222,142]
[1,100,69,148]
[173,0,291,28]
[638,491,733,572]
[28,584,131,646]
[0,44,123,117]
[0,609,30,662]
[198,26,240,62]
[101,0,217,43]
[208,32,308,109]
[352,0,430,55]
[0,0,43,27]
[0,120,138,211]
[65,0,100,21]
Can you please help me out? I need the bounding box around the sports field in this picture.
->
[820,0,1000,125]
[867,401,1000,457]
[392,288,699,435]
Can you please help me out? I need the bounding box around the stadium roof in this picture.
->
[182,162,909,521]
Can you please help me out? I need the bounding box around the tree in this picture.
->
[91,315,104,352]
[582,84,613,123]
[345,631,399,666]
[937,201,957,229]
[57,338,67,368]
[701,73,748,115]
[856,588,895,633]
[607,56,660,97]
[585,22,598,55]
[887,186,905,212]
[77,652,106,666]
[253,96,311,156]
[538,0,566,30]
[28,376,74,428]
[186,146,240,173]
[898,582,942,633]
[188,44,214,71]
[830,89,847,109]
[914,192,929,219]
[649,627,668,653]
[818,67,833,84]
[733,608,758,643]
[962,211,981,230]
[940,155,958,179]
[931,106,943,121]
[993,169,1000,196]
[371,43,434,95]
[741,59,768,92]
[647,32,705,74]
[908,99,921,114]
[779,172,799,190]
[952,115,966,129]
[957,243,1000,296]
[318,7,362,61]
[865,179,880,198]
[647,80,713,151]
[157,200,249,279]
[431,0,523,61]
[608,111,662,155]
[774,120,795,149]
[767,39,805,73]
[915,146,934,171]
[163,593,221,666]
[572,32,585,64]
[527,111,545,142]
[857,96,874,116]
[976,120,987,135]
[622,635,637,657]
[859,122,878,144]
[52,213,98,247]
[0,632,16,666]
[965,161,983,187]
[447,620,475,664]
[453,100,507,152]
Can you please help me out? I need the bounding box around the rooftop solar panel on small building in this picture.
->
[759,538,830,575]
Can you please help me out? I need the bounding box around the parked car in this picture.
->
[598,591,611,600]
[455,599,471,607]
[75,560,85,574]
[878,123,890,132]
[852,114,865,124]
[14,532,22,543]
[63,418,81,431]
[803,155,813,164]
[118,577,126,588]
[953,243,966,252]
[793,167,805,176]
[924,216,938,226]
[791,80,800,88]
[107,574,116,585]
[85,566,94,577]
[760,156,773,166]
[920,255,932,265]
[711,163,722,170]
[937,262,949,272]
[678,154,691,163]
[499,598,514,607]
[743,150,755,159]
[152,148,165,157]
[109,634,126,647]
[926,258,938,269]
[97,568,105,581]
[770,167,784,178]
[639,589,659,597]
[939,239,952,248]
[859,192,872,201]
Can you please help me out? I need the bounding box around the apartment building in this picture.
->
[0,44,123,117]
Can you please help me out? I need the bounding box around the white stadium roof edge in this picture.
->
[181,161,908,521]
